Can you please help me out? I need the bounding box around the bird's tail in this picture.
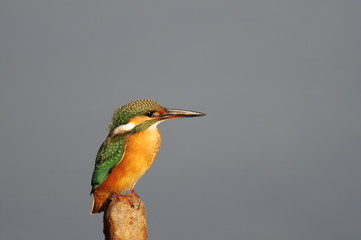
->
[90,191,108,214]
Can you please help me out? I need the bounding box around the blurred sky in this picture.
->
[1,0,360,240]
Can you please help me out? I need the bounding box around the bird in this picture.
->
[90,99,205,214]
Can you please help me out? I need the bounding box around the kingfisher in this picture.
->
[90,99,205,214]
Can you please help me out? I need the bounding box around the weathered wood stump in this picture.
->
[103,194,148,240]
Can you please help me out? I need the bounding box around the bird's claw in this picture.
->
[112,192,136,208]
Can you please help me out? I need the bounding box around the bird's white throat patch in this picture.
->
[148,120,164,130]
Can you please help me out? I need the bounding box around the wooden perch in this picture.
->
[103,194,148,240]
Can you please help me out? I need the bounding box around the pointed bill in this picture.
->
[160,108,206,120]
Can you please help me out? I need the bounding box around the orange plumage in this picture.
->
[91,127,161,214]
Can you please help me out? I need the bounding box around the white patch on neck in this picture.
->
[113,122,136,135]
[148,120,164,130]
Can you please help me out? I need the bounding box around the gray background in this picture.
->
[1,0,360,240]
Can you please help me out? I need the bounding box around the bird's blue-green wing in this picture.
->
[91,135,126,194]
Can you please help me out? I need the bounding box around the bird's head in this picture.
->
[109,99,205,135]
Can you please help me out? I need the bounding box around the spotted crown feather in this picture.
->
[109,99,165,130]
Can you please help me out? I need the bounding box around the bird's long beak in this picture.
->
[160,108,206,120]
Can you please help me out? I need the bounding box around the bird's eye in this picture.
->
[145,111,155,117]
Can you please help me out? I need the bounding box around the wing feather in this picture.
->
[91,135,126,194]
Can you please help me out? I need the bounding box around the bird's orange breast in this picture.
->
[96,128,161,196]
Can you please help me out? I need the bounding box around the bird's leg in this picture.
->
[112,192,135,208]
[130,189,142,209]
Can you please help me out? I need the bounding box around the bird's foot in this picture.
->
[130,189,142,209]
[112,192,135,208]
